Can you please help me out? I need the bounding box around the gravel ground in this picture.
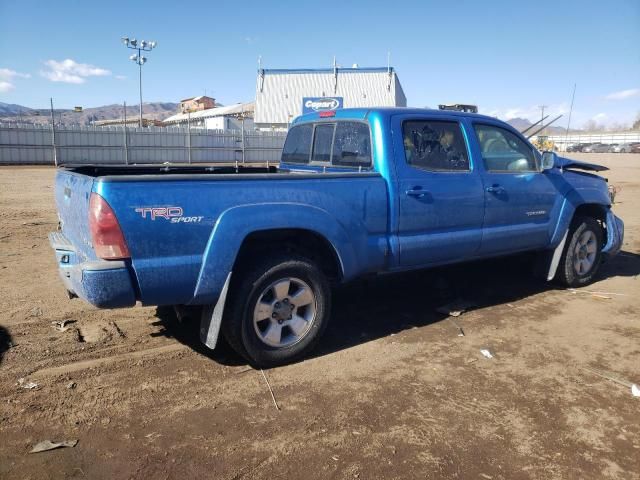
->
[0,153,639,479]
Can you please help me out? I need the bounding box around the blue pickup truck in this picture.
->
[50,108,623,366]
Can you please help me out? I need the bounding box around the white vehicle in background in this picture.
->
[612,143,636,153]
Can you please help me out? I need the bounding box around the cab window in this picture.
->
[474,124,538,172]
[281,124,312,164]
[402,120,470,171]
[332,122,371,167]
[311,124,334,163]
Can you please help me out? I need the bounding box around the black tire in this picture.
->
[556,216,603,287]
[222,254,331,368]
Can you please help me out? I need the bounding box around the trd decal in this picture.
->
[135,206,203,223]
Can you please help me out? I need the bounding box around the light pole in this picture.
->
[121,36,157,128]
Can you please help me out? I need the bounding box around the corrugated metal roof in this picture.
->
[163,102,254,124]
[254,67,406,125]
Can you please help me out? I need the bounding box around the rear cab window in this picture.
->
[281,121,372,169]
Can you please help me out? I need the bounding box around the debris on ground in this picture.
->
[447,317,465,337]
[29,439,78,453]
[436,299,476,317]
[480,349,494,359]
[51,319,75,332]
[17,378,39,390]
[67,381,77,389]
[568,288,626,299]
[583,366,639,398]
[608,185,621,203]
[260,369,281,411]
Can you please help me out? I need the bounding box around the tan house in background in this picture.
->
[179,95,216,114]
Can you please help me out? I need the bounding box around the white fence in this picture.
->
[535,132,640,152]
[0,123,287,165]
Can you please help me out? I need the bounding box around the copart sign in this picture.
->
[302,97,343,115]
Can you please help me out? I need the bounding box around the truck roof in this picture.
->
[293,107,499,124]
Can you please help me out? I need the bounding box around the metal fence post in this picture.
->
[50,98,58,166]
[123,101,129,165]
[187,111,192,164]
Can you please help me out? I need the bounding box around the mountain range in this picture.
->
[0,102,567,133]
[0,102,179,125]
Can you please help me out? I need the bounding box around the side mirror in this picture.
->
[541,151,556,171]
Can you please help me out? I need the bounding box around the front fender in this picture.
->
[549,184,611,248]
[188,203,360,305]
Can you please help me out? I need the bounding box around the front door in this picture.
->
[470,122,560,255]
[393,115,485,267]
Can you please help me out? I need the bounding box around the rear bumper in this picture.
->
[602,211,624,258]
[49,232,137,308]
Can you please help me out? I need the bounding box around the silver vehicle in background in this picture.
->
[583,144,602,153]
[612,143,637,153]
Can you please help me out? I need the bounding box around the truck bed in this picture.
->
[61,164,279,177]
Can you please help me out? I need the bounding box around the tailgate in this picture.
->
[54,169,97,262]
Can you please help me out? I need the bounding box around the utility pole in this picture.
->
[122,37,157,128]
[539,105,547,134]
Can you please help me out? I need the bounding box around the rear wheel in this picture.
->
[222,254,331,368]
[556,216,603,287]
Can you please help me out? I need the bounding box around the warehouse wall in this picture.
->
[0,123,286,165]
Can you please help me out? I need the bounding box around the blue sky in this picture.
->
[0,0,638,128]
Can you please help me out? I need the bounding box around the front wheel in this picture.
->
[556,216,603,287]
[222,254,331,368]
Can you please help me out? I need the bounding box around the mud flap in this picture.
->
[199,271,232,350]
[546,230,569,281]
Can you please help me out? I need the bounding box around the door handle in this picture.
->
[405,188,426,198]
[486,185,505,194]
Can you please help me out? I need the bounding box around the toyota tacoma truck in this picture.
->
[49,108,624,367]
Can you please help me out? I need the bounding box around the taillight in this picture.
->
[89,193,130,260]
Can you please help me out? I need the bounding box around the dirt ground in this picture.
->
[1,154,639,480]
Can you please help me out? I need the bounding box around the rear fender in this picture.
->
[189,203,356,305]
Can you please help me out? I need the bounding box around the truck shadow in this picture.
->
[0,325,13,365]
[153,250,640,367]
[315,249,640,361]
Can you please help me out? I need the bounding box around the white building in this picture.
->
[254,67,407,130]
[163,102,254,130]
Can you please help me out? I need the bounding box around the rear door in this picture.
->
[469,121,559,254]
[392,114,484,267]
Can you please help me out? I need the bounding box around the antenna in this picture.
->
[387,51,392,91]
[565,84,577,145]
[257,56,265,92]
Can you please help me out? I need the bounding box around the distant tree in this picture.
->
[633,112,640,130]
[583,119,600,132]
